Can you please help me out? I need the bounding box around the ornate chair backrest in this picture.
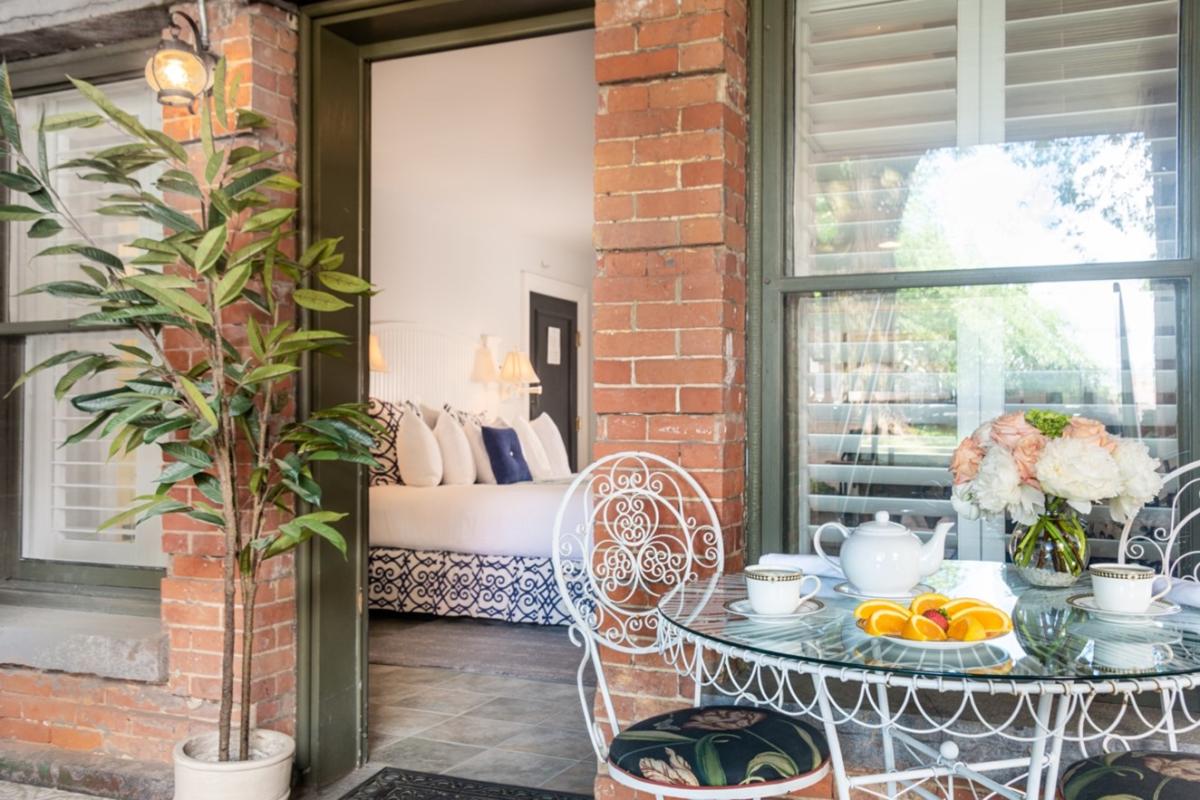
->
[552,452,724,759]
[1117,458,1200,582]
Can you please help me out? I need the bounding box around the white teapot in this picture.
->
[813,511,952,596]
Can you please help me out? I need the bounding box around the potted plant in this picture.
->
[0,61,378,799]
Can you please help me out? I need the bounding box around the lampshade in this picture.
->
[368,334,388,373]
[499,349,540,385]
[145,14,214,109]
[470,336,500,383]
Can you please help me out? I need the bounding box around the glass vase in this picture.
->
[1008,506,1090,588]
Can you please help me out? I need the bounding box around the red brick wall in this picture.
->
[0,0,299,763]
[590,1,751,797]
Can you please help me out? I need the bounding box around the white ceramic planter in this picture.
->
[173,729,295,800]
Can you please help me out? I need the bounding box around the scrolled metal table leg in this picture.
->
[814,674,852,800]
[1041,693,1072,800]
[1023,693,1054,800]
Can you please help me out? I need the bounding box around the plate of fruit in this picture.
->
[853,593,1013,650]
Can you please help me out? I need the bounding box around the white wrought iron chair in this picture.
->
[552,452,830,799]
[1054,459,1200,800]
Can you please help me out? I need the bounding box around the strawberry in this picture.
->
[923,609,950,632]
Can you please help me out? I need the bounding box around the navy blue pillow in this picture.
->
[481,426,532,485]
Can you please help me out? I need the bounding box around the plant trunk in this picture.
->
[217,445,239,762]
[239,576,259,760]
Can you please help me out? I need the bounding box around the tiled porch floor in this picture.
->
[362,663,597,795]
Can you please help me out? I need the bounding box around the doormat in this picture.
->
[337,767,591,799]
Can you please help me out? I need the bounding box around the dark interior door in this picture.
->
[529,292,578,470]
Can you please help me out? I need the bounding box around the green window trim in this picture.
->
[0,41,164,595]
[748,0,1200,561]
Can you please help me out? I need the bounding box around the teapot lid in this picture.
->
[859,510,907,533]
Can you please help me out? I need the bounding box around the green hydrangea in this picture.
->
[1025,409,1071,438]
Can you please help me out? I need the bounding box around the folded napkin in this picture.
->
[757,553,844,580]
[1152,576,1200,608]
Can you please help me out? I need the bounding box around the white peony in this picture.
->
[951,482,981,520]
[1109,439,1163,523]
[972,448,1045,525]
[972,420,994,448]
[1036,437,1121,514]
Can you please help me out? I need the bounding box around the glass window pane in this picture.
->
[785,280,1182,561]
[20,332,165,568]
[5,79,161,323]
[793,0,1180,276]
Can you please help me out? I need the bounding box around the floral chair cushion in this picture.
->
[607,706,829,790]
[1059,751,1200,800]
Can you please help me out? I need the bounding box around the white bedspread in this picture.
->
[369,479,582,559]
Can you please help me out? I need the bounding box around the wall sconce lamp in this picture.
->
[368,334,389,373]
[145,1,215,109]
[470,335,501,384]
[499,348,542,397]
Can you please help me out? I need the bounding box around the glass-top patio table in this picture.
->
[654,561,1200,800]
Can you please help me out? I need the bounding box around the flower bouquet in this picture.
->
[950,410,1163,586]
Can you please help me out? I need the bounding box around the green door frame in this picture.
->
[294,1,594,787]
[749,1,1200,558]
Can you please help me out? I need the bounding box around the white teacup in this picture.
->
[744,565,820,616]
[1089,564,1168,614]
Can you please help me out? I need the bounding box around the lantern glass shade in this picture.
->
[145,41,211,107]
[499,349,539,385]
[470,338,500,383]
[368,334,388,373]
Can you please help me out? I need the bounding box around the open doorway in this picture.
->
[361,28,597,795]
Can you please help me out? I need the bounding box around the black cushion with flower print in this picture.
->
[607,706,829,790]
[1058,751,1200,800]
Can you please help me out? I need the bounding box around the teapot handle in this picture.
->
[812,522,849,575]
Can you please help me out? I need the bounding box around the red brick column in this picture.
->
[591,1,750,797]
[0,1,300,764]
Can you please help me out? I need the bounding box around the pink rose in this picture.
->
[1062,416,1116,453]
[1011,432,1046,489]
[950,437,985,484]
[990,412,1039,450]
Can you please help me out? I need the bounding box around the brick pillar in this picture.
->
[591,1,749,797]
[159,0,300,741]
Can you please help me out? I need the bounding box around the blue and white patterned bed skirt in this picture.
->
[368,546,583,626]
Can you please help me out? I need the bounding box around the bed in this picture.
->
[367,480,587,625]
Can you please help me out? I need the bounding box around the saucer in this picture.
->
[833,581,934,601]
[1066,594,1181,625]
[723,598,824,623]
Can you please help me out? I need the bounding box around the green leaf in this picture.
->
[20,280,101,298]
[7,350,91,397]
[143,416,192,444]
[317,271,372,294]
[243,207,295,232]
[194,224,227,273]
[229,233,277,266]
[294,289,352,313]
[212,58,228,126]
[68,77,152,141]
[205,148,224,185]
[200,94,214,158]
[235,109,268,129]
[38,243,123,270]
[146,129,189,163]
[63,414,109,447]
[102,398,159,437]
[193,473,225,505]
[123,275,212,325]
[216,261,251,307]
[693,735,728,786]
[743,751,798,781]
[55,354,108,400]
[0,170,41,193]
[247,317,265,360]
[27,217,63,238]
[161,442,213,468]
[72,387,138,413]
[178,375,218,428]
[224,168,275,198]
[0,204,43,221]
[0,64,21,149]
[41,111,102,132]
[156,460,204,485]
[243,363,298,384]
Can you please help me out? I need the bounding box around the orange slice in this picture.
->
[948,616,988,642]
[953,606,1012,635]
[909,593,951,616]
[901,614,947,641]
[942,598,991,618]
[854,599,911,621]
[863,608,910,636]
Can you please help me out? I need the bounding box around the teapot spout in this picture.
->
[919,521,953,577]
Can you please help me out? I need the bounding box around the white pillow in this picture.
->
[531,413,572,479]
[396,412,442,486]
[434,414,475,485]
[462,419,497,484]
[419,403,441,429]
[511,415,554,481]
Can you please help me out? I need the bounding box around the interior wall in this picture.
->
[369,29,596,440]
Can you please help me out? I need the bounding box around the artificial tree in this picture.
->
[0,61,378,762]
